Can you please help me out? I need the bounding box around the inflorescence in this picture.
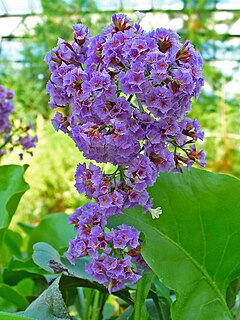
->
[0,85,38,159]
[45,14,205,292]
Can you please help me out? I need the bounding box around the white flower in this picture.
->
[149,207,162,219]
[135,11,146,24]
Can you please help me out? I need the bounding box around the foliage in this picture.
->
[0,165,29,245]
[1,163,240,319]
[0,1,240,319]
[110,168,240,319]
[1,0,239,224]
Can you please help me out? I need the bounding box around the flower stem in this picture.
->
[134,271,154,320]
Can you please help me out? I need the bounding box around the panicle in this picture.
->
[0,85,37,159]
[46,13,205,292]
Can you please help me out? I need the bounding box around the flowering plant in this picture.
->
[45,13,205,293]
[0,85,38,160]
[1,13,240,320]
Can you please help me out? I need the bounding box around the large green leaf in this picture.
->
[109,168,240,320]
[28,213,75,253]
[0,165,29,243]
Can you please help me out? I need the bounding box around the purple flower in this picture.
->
[66,237,87,263]
[73,24,90,44]
[0,85,37,159]
[46,14,205,292]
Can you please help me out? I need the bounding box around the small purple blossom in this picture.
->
[0,85,37,159]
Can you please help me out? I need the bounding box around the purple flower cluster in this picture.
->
[0,85,38,159]
[66,202,144,292]
[74,157,157,218]
[0,86,14,137]
[45,14,205,292]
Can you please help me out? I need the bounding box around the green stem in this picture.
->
[137,99,144,113]
[0,136,12,150]
[130,102,138,109]
[0,127,20,150]
[128,94,133,102]
[98,293,107,320]
[92,290,100,320]
[134,280,147,320]
[117,80,121,97]
[119,165,126,187]
[83,288,94,320]
[134,271,154,320]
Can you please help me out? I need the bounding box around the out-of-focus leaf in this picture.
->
[0,297,16,313]
[109,168,240,320]
[0,165,29,244]
[1,230,23,267]
[102,303,115,320]
[145,299,161,320]
[226,278,240,310]
[8,258,44,273]
[3,270,45,287]
[18,277,70,319]
[0,312,33,319]
[0,284,29,310]
[152,277,171,305]
[118,306,133,320]
[3,258,46,286]
[28,213,74,253]
[4,230,23,258]
[16,278,35,297]
[17,222,36,235]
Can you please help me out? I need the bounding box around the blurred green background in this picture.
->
[0,0,239,225]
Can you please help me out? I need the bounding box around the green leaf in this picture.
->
[102,303,115,320]
[3,258,46,286]
[16,278,35,297]
[0,230,23,267]
[0,284,29,310]
[145,299,162,320]
[118,306,133,320]
[32,242,62,273]
[109,168,240,320]
[0,165,29,243]
[8,258,44,273]
[17,222,36,235]
[32,242,92,280]
[28,213,75,253]
[3,269,45,287]
[0,312,33,319]
[18,277,70,319]
[152,277,171,305]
